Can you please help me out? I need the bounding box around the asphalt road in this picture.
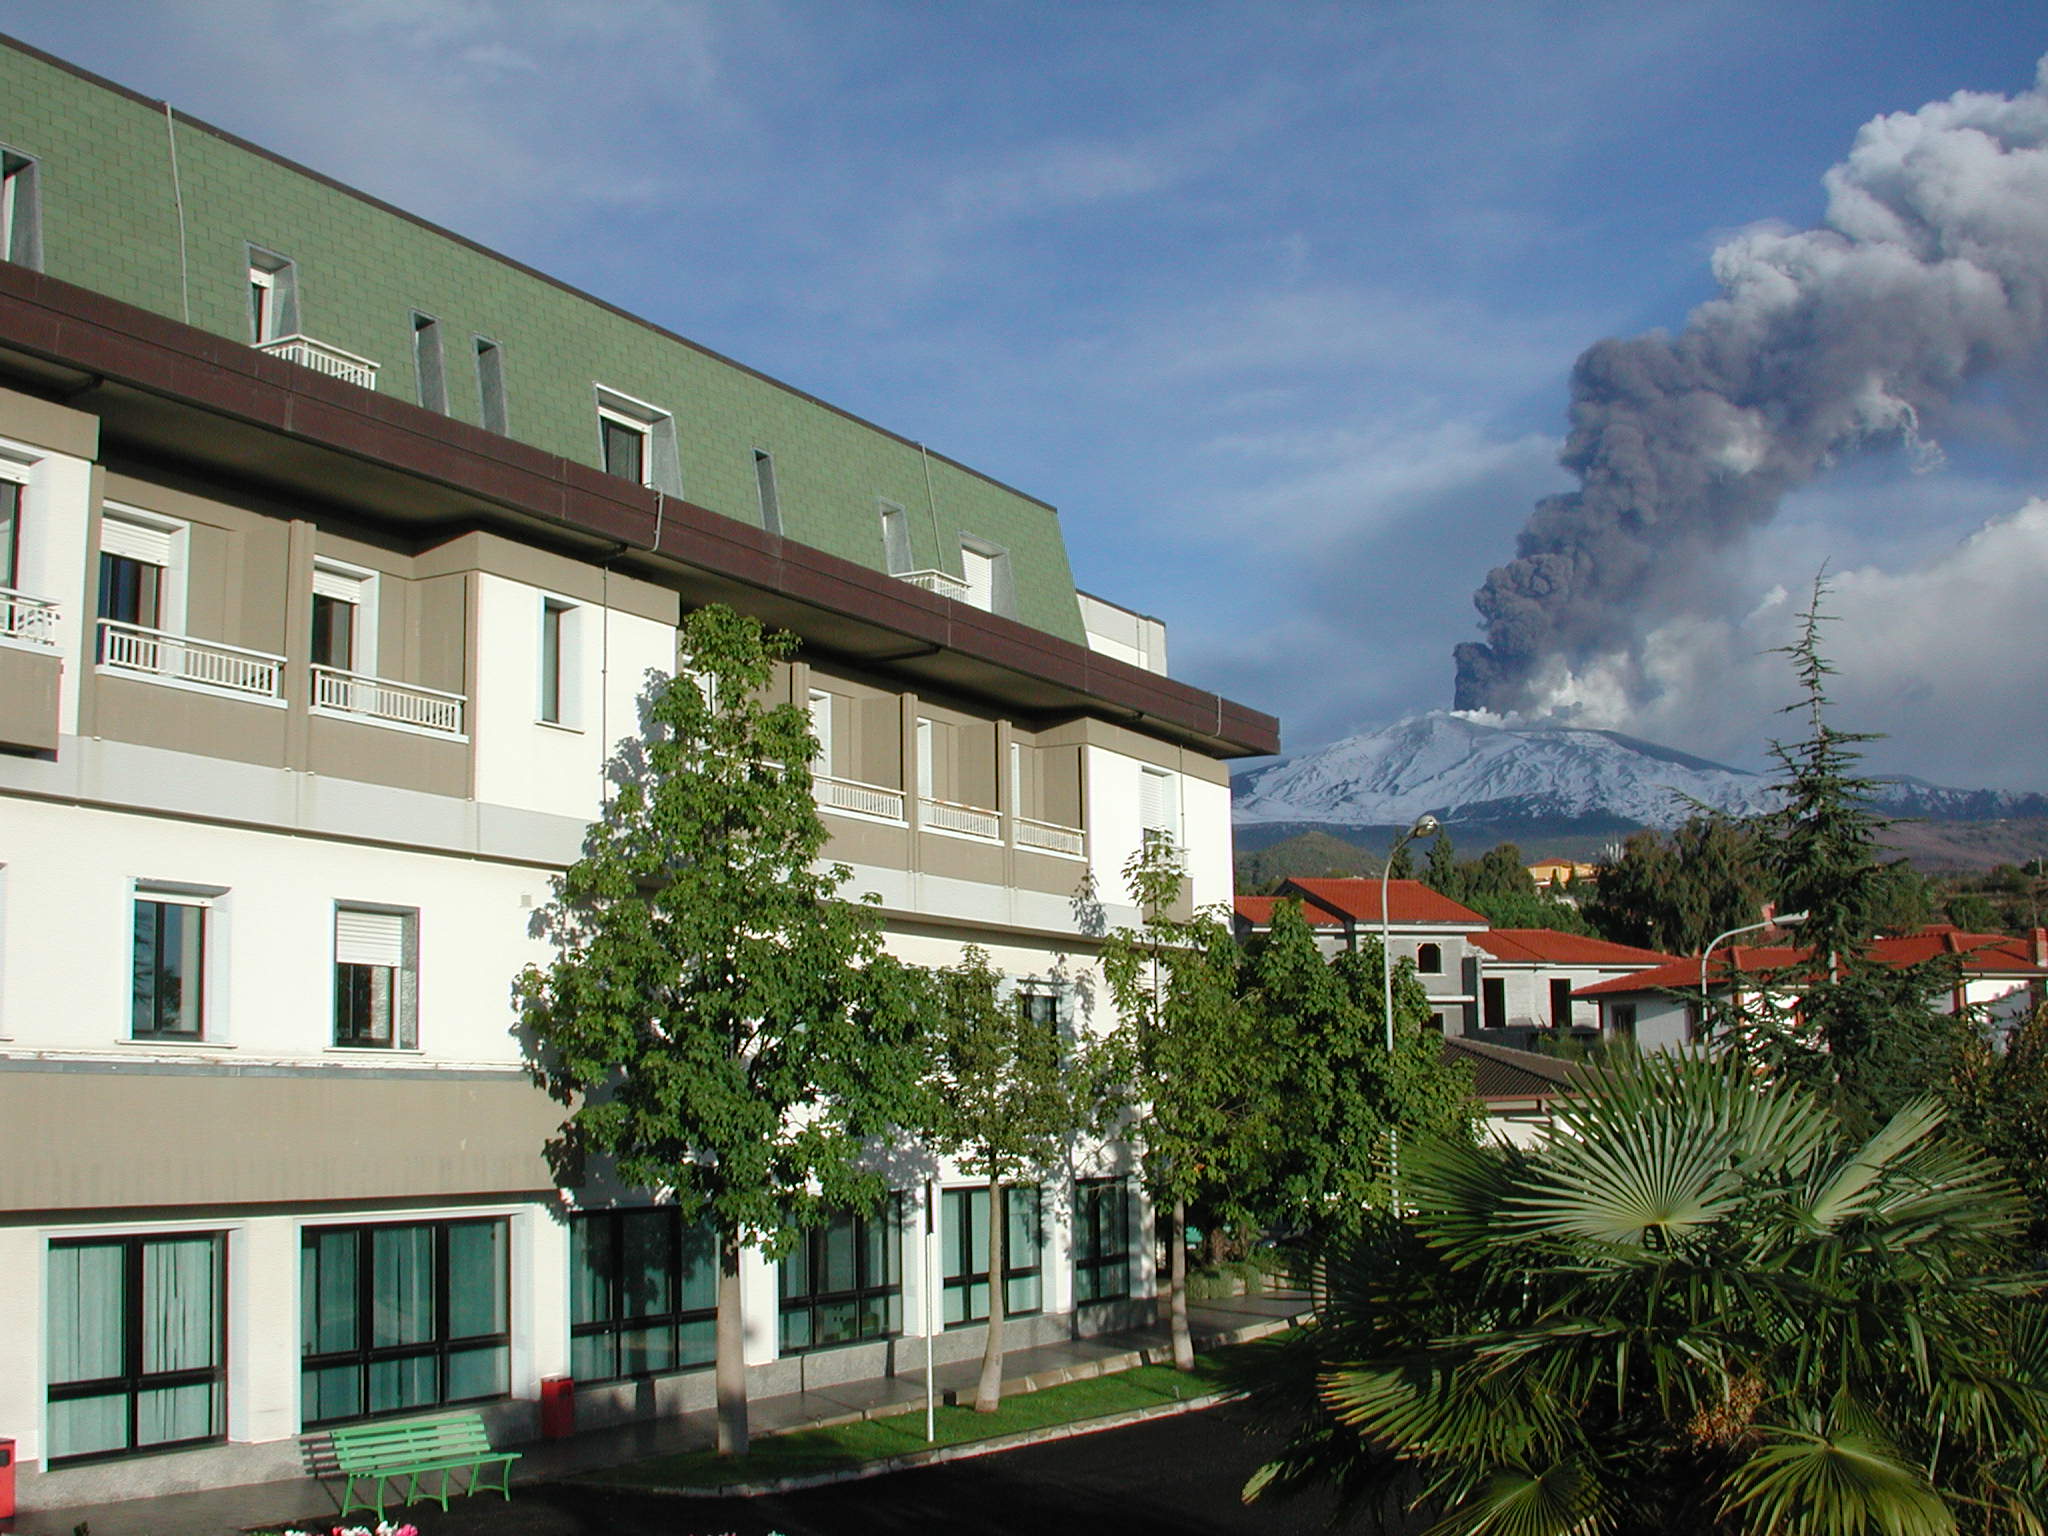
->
[401,1401,1359,1536]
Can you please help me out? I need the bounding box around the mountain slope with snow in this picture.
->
[1231,713,2048,831]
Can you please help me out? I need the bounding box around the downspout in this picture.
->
[919,444,943,565]
[163,103,191,324]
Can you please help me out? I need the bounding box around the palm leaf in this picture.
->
[1724,1419,1955,1536]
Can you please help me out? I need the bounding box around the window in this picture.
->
[959,539,1013,616]
[1073,1178,1131,1305]
[333,906,417,1049]
[779,1197,903,1354]
[247,249,297,343]
[754,450,782,537]
[1550,978,1576,1030]
[594,386,679,493]
[0,474,20,591]
[474,338,508,434]
[132,890,208,1039]
[411,313,447,413]
[97,513,174,632]
[878,501,911,574]
[1416,942,1443,975]
[311,561,375,675]
[808,688,833,773]
[569,1210,717,1383]
[1139,767,1178,852]
[1613,1003,1640,1044]
[47,1233,225,1463]
[2,148,42,270]
[301,1218,509,1425]
[539,597,577,725]
[1482,976,1507,1031]
[1017,988,1061,1031]
[941,1185,1042,1327]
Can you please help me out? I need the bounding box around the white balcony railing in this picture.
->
[1015,815,1085,857]
[313,666,467,737]
[0,587,58,647]
[812,772,906,822]
[98,620,283,700]
[898,568,971,601]
[921,795,1001,841]
[256,335,380,391]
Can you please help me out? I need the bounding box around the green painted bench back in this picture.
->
[330,1412,499,1470]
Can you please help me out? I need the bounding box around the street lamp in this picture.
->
[1699,910,1809,1037]
[1382,814,1441,1212]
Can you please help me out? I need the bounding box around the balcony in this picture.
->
[812,772,905,822]
[97,619,284,702]
[312,666,467,738]
[920,794,1001,841]
[255,334,380,391]
[0,587,58,647]
[897,568,970,601]
[1014,815,1085,858]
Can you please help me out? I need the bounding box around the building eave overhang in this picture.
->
[0,265,1280,759]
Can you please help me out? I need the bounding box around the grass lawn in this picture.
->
[588,1356,1236,1490]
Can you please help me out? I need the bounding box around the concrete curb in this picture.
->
[561,1390,1235,1500]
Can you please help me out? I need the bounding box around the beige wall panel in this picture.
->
[0,1070,563,1211]
[416,531,677,626]
[93,678,288,766]
[0,645,60,752]
[307,715,469,797]
[1013,848,1090,899]
[919,831,1005,886]
[0,381,101,459]
[1031,716,1229,785]
[414,573,469,694]
[818,813,912,871]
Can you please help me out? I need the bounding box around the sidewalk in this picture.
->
[10,1291,1309,1536]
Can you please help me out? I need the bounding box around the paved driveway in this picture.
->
[396,1401,1358,1536]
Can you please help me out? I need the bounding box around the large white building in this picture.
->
[0,35,1276,1510]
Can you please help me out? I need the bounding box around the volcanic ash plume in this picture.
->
[1454,57,2048,716]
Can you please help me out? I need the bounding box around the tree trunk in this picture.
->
[714,1229,749,1457]
[974,1176,1006,1413]
[1169,1195,1194,1371]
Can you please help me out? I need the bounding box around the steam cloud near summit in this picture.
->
[1454,57,2048,717]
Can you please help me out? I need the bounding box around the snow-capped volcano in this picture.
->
[1231,713,1780,830]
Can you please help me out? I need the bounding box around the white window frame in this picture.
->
[538,594,581,729]
[128,880,228,1046]
[1139,766,1179,852]
[807,688,833,773]
[754,450,782,537]
[878,501,912,575]
[246,248,297,344]
[332,903,419,1052]
[2,147,42,270]
[98,502,189,637]
[311,557,379,677]
[593,385,680,494]
[959,536,1014,618]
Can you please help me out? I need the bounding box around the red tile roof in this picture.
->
[1280,878,1487,927]
[1574,928,2048,999]
[1575,945,1806,998]
[1473,929,1680,967]
[1232,895,1341,928]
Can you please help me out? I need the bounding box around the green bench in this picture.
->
[326,1410,521,1521]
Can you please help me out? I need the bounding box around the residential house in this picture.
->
[1467,929,1683,1049]
[1441,1035,1581,1148]
[0,35,1276,1511]
[1238,879,1489,1032]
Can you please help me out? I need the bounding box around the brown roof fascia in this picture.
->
[0,264,1279,756]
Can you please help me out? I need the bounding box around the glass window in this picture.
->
[0,478,19,590]
[333,907,417,1049]
[539,598,575,724]
[132,896,206,1038]
[3,149,42,270]
[569,1210,718,1383]
[1417,943,1443,975]
[941,1185,1041,1328]
[47,1233,226,1463]
[247,251,296,343]
[97,551,162,630]
[300,1218,509,1426]
[1073,1178,1131,1306]
[778,1197,902,1355]
[600,411,648,485]
[311,593,355,670]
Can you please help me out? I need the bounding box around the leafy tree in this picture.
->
[1954,1004,2048,1253]
[1102,836,1263,1369]
[921,947,1095,1412]
[1425,829,1461,898]
[1386,840,1416,880]
[1461,841,1536,903]
[1946,890,2002,933]
[1582,816,1765,955]
[1459,887,1594,935]
[1244,1051,2048,1536]
[518,606,924,1457]
[1243,903,1475,1250]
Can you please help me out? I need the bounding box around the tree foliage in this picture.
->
[920,947,1097,1411]
[517,605,924,1456]
[1243,1052,2048,1536]
[1582,816,1766,954]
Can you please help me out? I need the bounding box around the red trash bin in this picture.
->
[0,1435,16,1520]
[539,1378,575,1440]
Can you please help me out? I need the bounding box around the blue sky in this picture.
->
[10,2,2048,787]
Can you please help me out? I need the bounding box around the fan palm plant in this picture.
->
[1243,1051,2048,1536]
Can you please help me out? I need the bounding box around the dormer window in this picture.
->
[247,249,297,343]
[1,148,41,270]
[594,386,680,494]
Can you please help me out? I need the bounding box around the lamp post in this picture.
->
[1382,814,1441,1212]
[1699,910,1809,1037]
